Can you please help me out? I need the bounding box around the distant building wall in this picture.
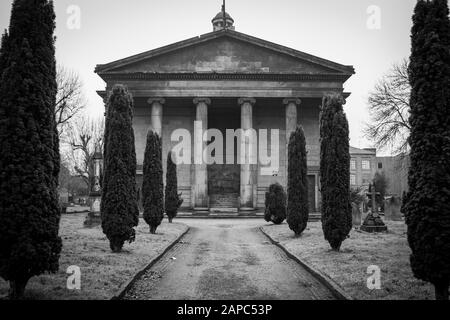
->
[376,155,409,196]
[350,147,377,190]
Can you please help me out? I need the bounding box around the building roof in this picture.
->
[95,29,355,77]
[350,146,377,155]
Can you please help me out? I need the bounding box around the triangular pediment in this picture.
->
[96,30,354,76]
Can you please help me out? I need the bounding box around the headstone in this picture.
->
[84,195,101,228]
[384,196,392,218]
[384,196,403,221]
[352,202,361,227]
[361,182,388,233]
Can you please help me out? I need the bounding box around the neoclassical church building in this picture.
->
[95,9,354,214]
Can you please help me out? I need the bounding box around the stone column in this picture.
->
[238,98,256,211]
[283,98,301,181]
[147,98,165,137]
[193,98,210,211]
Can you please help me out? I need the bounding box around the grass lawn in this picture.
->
[0,213,188,300]
[262,221,434,300]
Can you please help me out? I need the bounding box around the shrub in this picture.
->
[0,0,61,299]
[264,183,287,225]
[319,93,352,251]
[287,126,309,236]
[404,0,450,300]
[101,85,139,252]
[143,131,164,233]
[165,152,183,223]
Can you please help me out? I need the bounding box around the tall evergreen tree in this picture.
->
[319,94,352,251]
[0,31,9,73]
[287,126,309,236]
[0,0,61,299]
[404,0,450,300]
[101,85,139,252]
[143,131,164,233]
[165,151,183,223]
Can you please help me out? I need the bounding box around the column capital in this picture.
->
[147,97,166,105]
[193,97,211,105]
[283,98,302,106]
[238,97,256,106]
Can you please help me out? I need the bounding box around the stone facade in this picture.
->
[96,11,354,213]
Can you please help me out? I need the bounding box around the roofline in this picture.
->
[96,72,353,82]
[95,29,355,75]
[96,90,351,99]
[350,146,377,155]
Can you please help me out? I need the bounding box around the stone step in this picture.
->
[308,213,321,222]
[210,207,239,213]
[209,194,239,208]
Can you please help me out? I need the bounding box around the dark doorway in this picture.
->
[208,99,240,208]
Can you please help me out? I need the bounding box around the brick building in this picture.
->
[95,10,354,214]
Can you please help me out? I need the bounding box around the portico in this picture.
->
[95,10,354,214]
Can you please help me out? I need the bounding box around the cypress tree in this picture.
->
[264,183,287,225]
[287,126,309,236]
[404,0,450,300]
[101,85,139,252]
[319,94,352,251]
[0,31,9,74]
[0,0,61,299]
[142,131,164,234]
[165,151,183,223]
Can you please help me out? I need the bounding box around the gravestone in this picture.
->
[352,202,362,227]
[384,196,403,221]
[361,183,388,233]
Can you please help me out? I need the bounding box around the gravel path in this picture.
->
[123,219,336,300]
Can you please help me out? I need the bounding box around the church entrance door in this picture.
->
[207,100,240,210]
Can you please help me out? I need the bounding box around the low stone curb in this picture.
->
[111,225,190,300]
[259,227,353,301]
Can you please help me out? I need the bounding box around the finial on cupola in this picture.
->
[212,0,235,31]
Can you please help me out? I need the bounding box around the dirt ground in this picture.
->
[0,213,188,300]
[124,219,337,300]
[261,221,434,300]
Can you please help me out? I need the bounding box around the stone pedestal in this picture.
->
[360,210,388,233]
[84,150,103,228]
[238,98,256,211]
[193,98,210,211]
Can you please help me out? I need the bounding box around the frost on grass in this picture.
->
[262,221,434,300]
[0,213,187,300]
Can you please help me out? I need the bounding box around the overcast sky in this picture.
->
[0,0,418,155]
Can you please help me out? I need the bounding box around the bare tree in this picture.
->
[56,65,86,136]
[63,115,104,192]
[365,59,411,155]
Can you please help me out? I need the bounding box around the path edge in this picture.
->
[259,226,353,300]
[111,225,190,300]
